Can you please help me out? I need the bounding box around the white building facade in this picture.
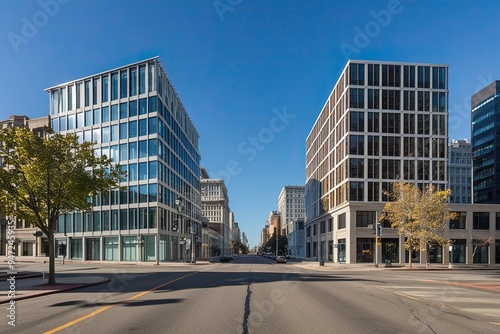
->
[448,139,472,204]
[305,60,500,266]
[201,171,231,256]
[278,185,305,258]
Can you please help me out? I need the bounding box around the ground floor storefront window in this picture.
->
[86,238,100,261]
[496,240,500,264]
[450,239,466,264]
[472,240,489,264]
[104,237,119,261]
[357,238,373,263]
[122,236,137,261]
[427,242,442,263]
[70,238,82,259]
[382,239,399,263]
[337,239,346,263]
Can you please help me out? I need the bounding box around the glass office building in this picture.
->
[471,81,500,204]
[45,57,201,262]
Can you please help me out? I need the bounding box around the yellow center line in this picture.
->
[44,271,199,334]
[393,291,421,301]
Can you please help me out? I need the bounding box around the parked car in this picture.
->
[276,255,287,263]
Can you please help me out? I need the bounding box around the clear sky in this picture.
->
[1,0,500,248]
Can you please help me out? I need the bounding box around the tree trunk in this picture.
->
[47,232,56,284]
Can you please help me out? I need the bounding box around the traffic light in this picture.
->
[173,218,178,231]
[372,223,382,236]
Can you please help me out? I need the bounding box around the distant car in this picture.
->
[276,256,287,263]
[219,256,232,263]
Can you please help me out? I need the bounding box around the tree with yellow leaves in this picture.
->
[381,182,455,268]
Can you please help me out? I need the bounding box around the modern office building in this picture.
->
[46,57,201,262]
[448,139,472,204]
[471,81,500,204]
[305,60,450,264]
[200,168,231,256]
[277,185,305,258]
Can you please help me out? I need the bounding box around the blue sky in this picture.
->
[1,0,500,248]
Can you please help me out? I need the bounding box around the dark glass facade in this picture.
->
[471,81,500,203]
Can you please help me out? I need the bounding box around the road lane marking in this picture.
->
[44,271,199,334]
[393,291,421,301]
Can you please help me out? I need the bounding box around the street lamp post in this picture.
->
[191,221,196,263]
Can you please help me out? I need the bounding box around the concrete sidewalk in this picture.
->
[0,273,109,304]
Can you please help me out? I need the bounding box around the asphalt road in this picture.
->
[2,255,500,334]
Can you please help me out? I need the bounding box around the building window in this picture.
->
[381,64,400,87]
[449,212,466,229]
[381,90,400,110]
[130,67,137,96]
[367,64,379,86]
[93,78,99,105]
[349,63,365,85]
[367,182,379,201]
[367,136,379,156]
[338,213,346,229]
[403,65,415,88]
[403,90,415,111]
[381,113,400,133]
[472,240,489,264]
[349,89,364,108]
[349,112,365,134]
[129,121,137,138]
[473,212,489,229]
[432,66,446,89]
[349,135,364,155]
[349,181,364,201]
[496,213,500,230]
[356,211,376,227]
[102,75,109,103]
[381,159,400,179]
[84,80,90,107]
[417,66,430,88]
[111,72,118,101]
[450,239,466,263]
[367,89,379,109]
[349,158,364,178]
[129,100,138,117]
[120,70,128,99]
[367,112,379,132]
[139,65,146,94]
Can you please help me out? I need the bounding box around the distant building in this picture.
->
[471,81,500,203]
[201,168,231,256]
[277,186,305,258]
[448,139,472,204]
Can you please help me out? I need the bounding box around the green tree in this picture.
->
[231,240,249,254]
[261,233,287,256]
[381,182,454,268]
[0,127,123,284]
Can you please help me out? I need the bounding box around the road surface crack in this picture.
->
[411,309,437,334]
[242,272,252,334]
